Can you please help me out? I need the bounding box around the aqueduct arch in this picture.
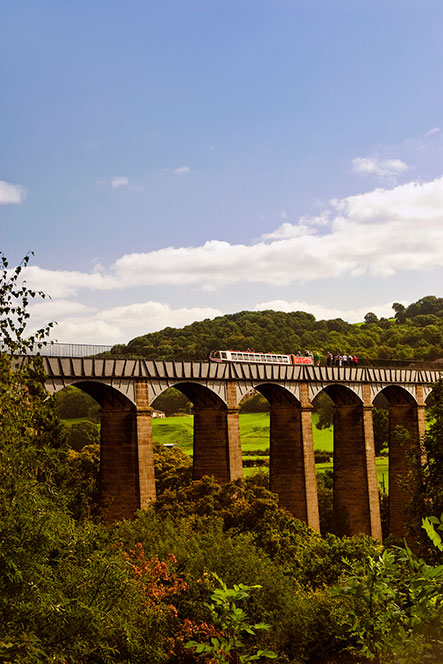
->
[377,385,426,537]
[163,381,243,485]
[41,357,439,534]
[57,380,155,523]
[254,383,320,530]
[320,384,381,539]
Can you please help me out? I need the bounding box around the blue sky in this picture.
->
[3,0,443,344]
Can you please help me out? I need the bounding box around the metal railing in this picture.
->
[27,344,443,370]
[30,343,114,357]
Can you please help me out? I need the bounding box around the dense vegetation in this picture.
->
[2,256,443,663]
[110,297,443,362]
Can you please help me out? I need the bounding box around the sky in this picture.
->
[2,0,443,345]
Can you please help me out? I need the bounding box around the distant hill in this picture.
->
[108,295,443,362]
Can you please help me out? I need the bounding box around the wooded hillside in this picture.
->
[3,257,443,663]
[110,295,443,361]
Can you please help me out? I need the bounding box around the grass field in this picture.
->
[151,412,389,491]
[65,412,389,490]
[152,412,334,453]
[152,415,194,453]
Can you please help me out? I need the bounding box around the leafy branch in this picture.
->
[0,252,55,354]
[186,572,277,664]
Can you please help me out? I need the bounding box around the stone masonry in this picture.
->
[41,357,440,536]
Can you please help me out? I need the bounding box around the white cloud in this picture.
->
[20,175,443,295]
[262,213,329,240]
[174,166,190,175]
[98,301,220,330]
[29,299,94,318]
[425,127,441,137]
[0,180,26,204]
[32,300,222,344]
[47,319,122,345]
[22,266,118,298]
[111,176,129,189]
[254,299,397,323]
[352,157,409,179]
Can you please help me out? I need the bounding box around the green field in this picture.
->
[152,412,334,453]
[151,412,389,490]
[152,415,194,453]
[65,413,388,490]
[64,412,333,451]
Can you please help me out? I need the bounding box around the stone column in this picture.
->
[193,381,243,483]
[269,384,320,530]
[416,384,427,450]
[362,386,383,540]
[333,389,381,538]
[225,381,244,481]
[135,381,157,509]
[100,402,139,522]
[388,390,424,538]
[99,382,156,523]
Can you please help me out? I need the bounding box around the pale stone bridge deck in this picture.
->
[42,356,442,539]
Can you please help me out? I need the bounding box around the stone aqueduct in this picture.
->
[42,356,440,539]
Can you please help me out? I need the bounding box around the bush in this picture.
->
[55,386,100,422]
[65,420,99,450]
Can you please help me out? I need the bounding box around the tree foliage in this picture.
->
[0,252,55,353]
[54,386,100,421]
[403,379,443,554]
[108,295,443,362]
[185,573,277,663]
[3,255,443,664]
[333,517,443,663]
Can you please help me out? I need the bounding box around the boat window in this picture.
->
[221,352,227,359]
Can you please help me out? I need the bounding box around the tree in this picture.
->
[153,441,192,494]
[65,420,100,450]
[392,302,406,324]
[364,312,379,324]
[239,392,270,413]
[373,408,389,456]
[107,294,443,368]
[404,379,443,552]
[313,392,334,430]
[0,255,193,663]
[152,387,193,415]
[333,517,443,663]
[55,386,100,421]
[0,252,55,353]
